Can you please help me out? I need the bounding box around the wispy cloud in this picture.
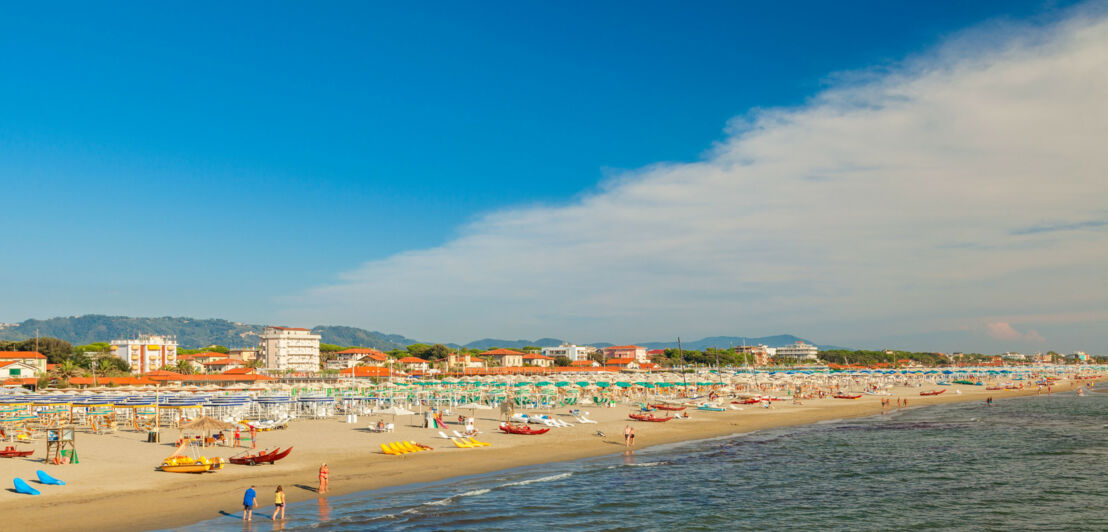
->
[1010,219,1108,235]
[288,8,1108,350]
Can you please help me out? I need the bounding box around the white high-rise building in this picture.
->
[541,343,592,362]
[258,326,321,372]
[110,334,178,374]
[775,341,819,361]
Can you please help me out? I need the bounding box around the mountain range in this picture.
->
[0,315,847,351]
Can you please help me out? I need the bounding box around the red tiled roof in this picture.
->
[0,351,46,359]
[570,360,596,366]
[4,378,39,386]
[647,349,665,355]
[481,349,526,355]
[606,357,636,364]
[222,367,257,375]
[522,354,553,360]
[398,357,428,363]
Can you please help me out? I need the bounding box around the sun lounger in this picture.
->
[35,470,64,486]
[438,431,452,439]
[13,478,39,495]
[576,412,598,424]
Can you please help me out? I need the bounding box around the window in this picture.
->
[9,368,18,376]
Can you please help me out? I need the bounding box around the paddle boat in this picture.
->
[0,446,33,458]
[499,423,550,435]
[649,404,686,411]
[696,405,726,412]
[159,441,224,473]
[229,446,293,466]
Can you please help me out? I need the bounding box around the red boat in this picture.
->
[629,413,673,422]
[833,394,862,399]
[735,398,761,405]
[230,446,293,465]
[499,424,550,435]
[649,404,686,411]
[919,389,946,396]
[0,446,33,458]
[985,386,1003,391]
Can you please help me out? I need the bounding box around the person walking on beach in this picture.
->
[272,485,286,521]
[624,425,632,448]
[250,425,257,450]
[242,485,257,521]
[318,462,330,494]
[234,428,241,448]
[628,426,636,448]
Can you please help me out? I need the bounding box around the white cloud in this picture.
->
[986,322,1045,343]
[288,9,1108,351]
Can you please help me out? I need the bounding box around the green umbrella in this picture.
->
[555,381,570,387]
[575,381,589,387]
[615,382,632,388]
[595,382,610,388]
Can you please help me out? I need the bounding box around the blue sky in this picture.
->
[2,2,1104,352]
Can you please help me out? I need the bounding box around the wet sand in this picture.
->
[0,381,1092,531]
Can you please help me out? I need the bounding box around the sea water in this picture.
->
[168,387,1108,531]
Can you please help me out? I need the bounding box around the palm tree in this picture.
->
[51,359,83,386]
[174,360,196,375]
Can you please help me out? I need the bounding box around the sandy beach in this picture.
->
[1,380,1094,532]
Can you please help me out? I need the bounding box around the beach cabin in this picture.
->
[602,345,649,363]
[605,357,640,370]
[522,353,554,368]
[0,351,47,374]
[480,349,526,368]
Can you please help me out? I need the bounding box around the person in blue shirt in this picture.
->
[243,485,257,521]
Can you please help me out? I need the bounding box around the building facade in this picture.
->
[541,343,592,362]
[775,341,819,361]
[481,348,525,367]
[258,326,321,372]
[602,345,648,363]
[110,335,178,374]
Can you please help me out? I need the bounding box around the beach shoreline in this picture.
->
[1,381,1094,532]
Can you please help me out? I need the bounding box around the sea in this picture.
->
[169,387,1107,531]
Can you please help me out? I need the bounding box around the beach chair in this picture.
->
[35,470,65,486]
[452,430,469,439]
[385,423,395,432]
[13,478,40,495]
[578,412,598,424]
[438,431,452,439]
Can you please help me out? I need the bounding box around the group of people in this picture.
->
[241,463,329,522]
[232,425,258,449]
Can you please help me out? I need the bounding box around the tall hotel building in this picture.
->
[258,326,321,372]
[110,335,178,374]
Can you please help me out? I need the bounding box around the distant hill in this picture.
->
[636,335,847,351]
[0,315,847,352]
[310,325,416,351]
[0,315,419,350]
[462,338,567,350]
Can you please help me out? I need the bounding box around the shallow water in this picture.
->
[168,388,1108,531]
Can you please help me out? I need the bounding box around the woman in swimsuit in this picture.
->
[318,463,329,494]
[624,425,632,448]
